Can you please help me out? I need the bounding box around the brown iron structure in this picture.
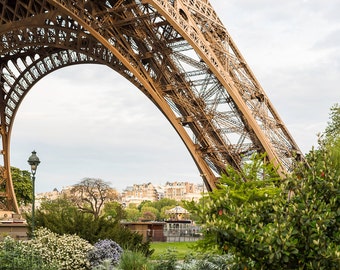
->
[0,0,302,213]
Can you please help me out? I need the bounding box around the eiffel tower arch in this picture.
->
[0,0,302,213]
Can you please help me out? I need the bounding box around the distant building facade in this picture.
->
[163,182,204,202]
[34,181,204,207]
[121,182,158,205]
[121,181,204,205]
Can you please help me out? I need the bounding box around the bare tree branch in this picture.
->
[67,178,119,219]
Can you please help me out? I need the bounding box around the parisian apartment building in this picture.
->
[34,181,205,208]
[121,181,204,205]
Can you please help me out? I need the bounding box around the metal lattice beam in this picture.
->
[0,0,303,212]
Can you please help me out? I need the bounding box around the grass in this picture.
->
[150,242,197,260]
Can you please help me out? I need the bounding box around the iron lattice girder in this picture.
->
[0,0,303,211]
[142,0,302,168]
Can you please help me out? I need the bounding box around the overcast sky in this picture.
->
[9,0,339,193]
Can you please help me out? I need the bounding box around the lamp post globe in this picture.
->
[28,150,40,174]
[27,150,40,238]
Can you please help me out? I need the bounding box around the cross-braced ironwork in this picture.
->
[0,0,302,213]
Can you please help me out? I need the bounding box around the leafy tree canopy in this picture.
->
[11,167,33,206]
[102,201,127,221]
[186,149,339,269]
[185,105,340,269]
[125,208,141,222]
[140,206,159,221]
[324,103,340,144]
[0,166,32,207]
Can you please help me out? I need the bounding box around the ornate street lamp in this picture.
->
[27,150,40,238]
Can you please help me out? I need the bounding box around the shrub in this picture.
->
[34,201,154,257]
[152,248,177,270]
[117,250,154,270]
[92,259,113,270]
[186,150,340,269]
[29,227,93,270]
[180,254,232,270]
[0,236,58,270]
[88,239,123,268]
[115,227,154,257]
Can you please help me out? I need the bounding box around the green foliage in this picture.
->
[152,198,178,220]
[32,198,154,257]
[324,103,340,144]
[330,138,340,176]
[10,167,33,206]
[186,151,340,269]
[140,206,159,220]
[152,248,178,270]
[159,205,176,220]
[0,166,32,207]
[103,201,127,220]
[316,102,340,179]
[148,198,178,212]
[125,207,141,221]
[135,199,178,221]
[125,198,178,221]
[151,249,232,270]
[29,198,84,235]
[116,227,154,258]
[91,260,113,270]
[137,200,152,211]
[117,250,154,270]
[0,236,57,270]
[181,254,232,270]
[283,146,339,268]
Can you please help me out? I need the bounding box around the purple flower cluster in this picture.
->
[88,239,123,267]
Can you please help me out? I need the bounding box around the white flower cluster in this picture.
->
[27,227,94,270]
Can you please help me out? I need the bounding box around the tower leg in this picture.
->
[0,83,19,213]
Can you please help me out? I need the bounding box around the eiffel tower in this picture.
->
[0,0,302,213]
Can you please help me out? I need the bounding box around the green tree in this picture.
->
[319,103,340,178]
[11,167,33,206]
[31,197,88,236]
[135,198,179,221]
[137,200,152,211]
[103,201,127,221]
[160,205,176,220]
[324,103,340,144]
[186,149,339,269]
[150,198,178,212]
[185,154,281,250]
[140,206,159,221]
[125,207,142,222]
[0,166,32,207]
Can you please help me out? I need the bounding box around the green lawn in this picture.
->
[150,242,197,260]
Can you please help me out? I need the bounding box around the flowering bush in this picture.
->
[0,236,58,270]
[29,227,93,270]
[88,239,123,268]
